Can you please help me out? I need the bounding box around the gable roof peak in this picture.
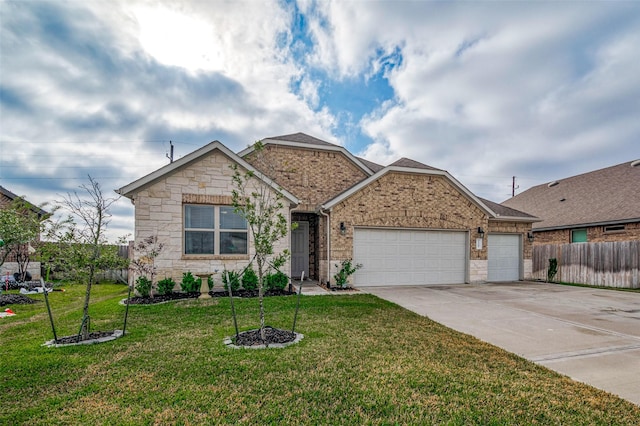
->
[264,132,339,147]
[389,157,442,171]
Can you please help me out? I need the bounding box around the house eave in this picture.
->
[116,140,300,205]
[489,215,541,223]
[534,217,640,232]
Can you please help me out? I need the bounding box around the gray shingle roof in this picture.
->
[356,157,384,173]
[264,132,339,147]
[389,157,442,171]
[479,197,537,219]
[502,160,640,230]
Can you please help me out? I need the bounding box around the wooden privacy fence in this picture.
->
[95,244,131,284]
[533,241,640,288]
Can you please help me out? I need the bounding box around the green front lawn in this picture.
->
[1,284,638,425]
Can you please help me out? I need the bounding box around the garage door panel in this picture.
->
[488,234,520,281]
[354,229,467,286]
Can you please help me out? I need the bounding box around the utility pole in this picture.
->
[166,141,174,163]
[512,176,519,197]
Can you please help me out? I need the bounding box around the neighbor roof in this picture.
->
[502,160,640,230]
[116,141,299,205]
[0,185,49,217]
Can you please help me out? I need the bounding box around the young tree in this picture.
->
[55,176,128,339]
[130,235,164,298]
[0,197,46,281]
[231,141,295,342]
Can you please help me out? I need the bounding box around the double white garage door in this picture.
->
[353,229,522,286]
[353,229,467,286]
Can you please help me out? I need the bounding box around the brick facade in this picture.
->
[245,145,369,212]
[534,221,640,245]
[324,172,492,284]
[129,150,290,288]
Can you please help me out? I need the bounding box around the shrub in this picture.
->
[181,272,201,293]
[157,277,176,295]
[334,259,362,288]
[547,258,558,283]
[222,270,241,292]
[135,276,152,298]
[241,265,258,290]
[266,271,289,291]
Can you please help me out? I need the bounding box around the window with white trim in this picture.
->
[184,205,247,255]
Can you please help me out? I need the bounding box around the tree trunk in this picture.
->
[257,257,266,342]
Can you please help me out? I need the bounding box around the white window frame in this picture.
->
[183,204,248,255]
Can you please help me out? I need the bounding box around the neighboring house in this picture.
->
[117,133,537,287]
[502,160,640,244]
[0,185,48,280]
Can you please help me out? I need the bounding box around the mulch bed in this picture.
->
[125,292,200,305]
[232,326,296,346]
[209,289,296,298]
[0,294,40,306]
[125,289,296,305]
[319,284,359,292]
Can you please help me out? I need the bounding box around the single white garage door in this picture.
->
[353,229,467,286]
[488,234,521,281]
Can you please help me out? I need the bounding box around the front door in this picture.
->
[291,221,309,279]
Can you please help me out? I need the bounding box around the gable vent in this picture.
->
[548,181,559,187]
[631,159,640,168]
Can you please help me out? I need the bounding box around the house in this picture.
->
[501,160,640,244]
[117,133,537,287]
[0,185,49,280]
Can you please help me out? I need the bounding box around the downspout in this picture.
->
[319,207,331,285]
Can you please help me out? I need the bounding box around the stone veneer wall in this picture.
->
[130,150,291,287]
[322,172,490,284]
[244,145,369,212]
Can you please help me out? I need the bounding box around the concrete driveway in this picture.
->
[364,281,640,405]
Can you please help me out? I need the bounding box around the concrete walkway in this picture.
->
[363,281,640,406]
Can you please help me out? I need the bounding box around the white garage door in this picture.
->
[353,229,467,286]
[488,234,521,281]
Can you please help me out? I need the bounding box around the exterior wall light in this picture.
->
[477,227,485,237]
[527,232,535,243]
[339,222,347,235]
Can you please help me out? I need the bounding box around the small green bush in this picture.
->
[222,270,241,292]
[181,272,201,293]
[157,277,176,295]
[241,265,259,290]
[266,271,289,291]
[135,276,152,298]
[334,259,362,288]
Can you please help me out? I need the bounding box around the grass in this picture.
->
[2,284,639,425]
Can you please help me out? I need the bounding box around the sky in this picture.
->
[1,0,639,241]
